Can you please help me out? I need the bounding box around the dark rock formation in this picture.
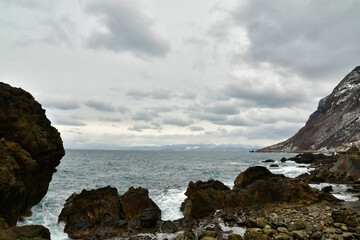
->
[59,186,162,239]
[121,187,161,222]
[0,82,64,226]
[58,186,123,239]
[0,217,50,240]
[182,166,338,219]
[332,146,360,178]
[258,66,360,152]
[234,166,273,188]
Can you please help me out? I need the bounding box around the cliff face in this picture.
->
[259,66,360,152]
[0,82,65,226]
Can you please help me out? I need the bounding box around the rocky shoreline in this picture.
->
[54,151,360,240]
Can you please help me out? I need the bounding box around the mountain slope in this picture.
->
[259,66,360,152]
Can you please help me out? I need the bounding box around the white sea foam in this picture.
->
[310,183,359,202]
[152,188,187,221]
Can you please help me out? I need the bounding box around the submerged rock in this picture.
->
[0,82,64,226]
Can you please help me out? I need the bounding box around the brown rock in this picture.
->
[121,186,161,222]
[234,166,273,189]
[228,233,244,240]
[244,231,271,240]
[13,225,51,239]
[182,166,338,219]
[0,82,64,226]
[58,186,123,239]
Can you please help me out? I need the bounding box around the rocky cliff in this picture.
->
[0,82,65,226]
[259,66,360,152]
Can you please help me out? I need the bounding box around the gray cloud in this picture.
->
[128,123,161,132]
[42,98,81,110]
[189,126,204,132]
[223,83,305,108]
[163,117,194,127]
[126,89,174,100]
[231,0,360,80]
[84,99,116,112]
[205,102,239,115]
[132,110,159,122]
[53,116,87,126]
[100,117,122,122]
[117,106,130,114]
[86,0,170,58]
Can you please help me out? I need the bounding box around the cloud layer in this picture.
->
[1,0,359,149]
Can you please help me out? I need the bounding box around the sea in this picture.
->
[17,150,358,240]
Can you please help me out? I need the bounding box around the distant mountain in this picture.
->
[259,66,360,152]
[77,144,253,152]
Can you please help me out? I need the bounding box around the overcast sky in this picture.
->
[1,0,359,149]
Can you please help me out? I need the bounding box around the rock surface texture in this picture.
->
[59,186,162,239]
[0,82,65,226]
[182,166,338,219]
[259,66,360,152]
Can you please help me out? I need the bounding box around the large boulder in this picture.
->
[0,82,64,226]
[59,186,162,239]
[121,187,161,222]
[333,146,360,178]
[182,166,338,219]
[234,166,273,188]
[58,186,123,239]
[0,217,50,240]
[182,180,230,219]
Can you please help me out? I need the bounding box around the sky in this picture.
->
[0,0,359,149]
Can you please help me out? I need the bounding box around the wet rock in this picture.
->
[269,164,279,168]
[262,159,275,163]
[58,186,123,239]
[234,166,273,189]
[182,180,230,219]
[291,230,306,240]
[345,215,359,227]
[244,231,271,240]
[0,83,64,226]
[280,158,287,162]
[228,233,244,240]
[13,225,51,239]
[334,146,360,178]
[182,166,338,219]
[121,187,161,221]
[274,233,292,240]
[332,211,347,223]
[321,185,333,193]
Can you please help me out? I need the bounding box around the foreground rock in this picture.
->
[258,66,360,152]
[182,166,339,219]
[0,82,65,226]
[59,186,164,239]
[0,217,50,240]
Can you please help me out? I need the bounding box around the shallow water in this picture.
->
[17,150,322,239]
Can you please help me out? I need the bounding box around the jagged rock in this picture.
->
[59,186,163,239]
[234,166,273,189]
[58,186,123,239]
[182,180,230,219]
[182,166,338,219]
[0,82,64,226]
[258,66,360,152]
[333,146,360,178]
[121,187,161,222]
[0,217,50,240]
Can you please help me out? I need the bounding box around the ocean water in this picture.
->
[17,150,344,239]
